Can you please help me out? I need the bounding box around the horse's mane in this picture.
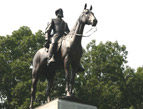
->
[66,19,79,38]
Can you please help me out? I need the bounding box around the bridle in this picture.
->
[76,27,97,37]
[75,9,97,37]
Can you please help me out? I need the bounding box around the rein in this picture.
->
[76,27,97,37]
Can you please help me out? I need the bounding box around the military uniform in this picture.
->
[44,8,84,72]
[45,8,69,64]
[45,18,69,44]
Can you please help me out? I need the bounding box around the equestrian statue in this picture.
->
[30,4,97,108]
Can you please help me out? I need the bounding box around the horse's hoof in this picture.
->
[47,97,51,103]
[29,106,33,109]
[66,91,71,96]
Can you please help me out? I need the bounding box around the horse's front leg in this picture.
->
[70,63,79,94]
[64,58,71,96]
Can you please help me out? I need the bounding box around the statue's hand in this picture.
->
[47,39,51,44]
[45,37,48,41]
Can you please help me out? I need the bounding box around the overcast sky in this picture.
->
[0,0,143,69]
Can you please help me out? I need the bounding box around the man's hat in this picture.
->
[55,8,63,17]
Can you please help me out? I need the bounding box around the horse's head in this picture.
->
[79,4,97,26]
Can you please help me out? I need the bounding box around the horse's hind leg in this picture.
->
[46,77,54,102]
[30,68,38,109]
[46,70,55,102]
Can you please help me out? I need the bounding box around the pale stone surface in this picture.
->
[35,99,58,109]
[35,98,97,109]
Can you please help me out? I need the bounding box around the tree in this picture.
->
[0,26,71,108]
[1,27,143,109]
[124,66,143,109]
[75,40,128,109]
[0,26,45,108]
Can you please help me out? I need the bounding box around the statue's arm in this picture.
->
[64,23,70,35]
[45,19,53,41]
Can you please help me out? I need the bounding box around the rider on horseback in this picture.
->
[45,8,69,64]
[45,8,84,72]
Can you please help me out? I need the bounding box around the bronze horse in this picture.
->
[30,4,97,108]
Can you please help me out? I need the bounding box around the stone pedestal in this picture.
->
[35,98,97,109]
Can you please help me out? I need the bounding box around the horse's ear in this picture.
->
[84,3,87,9]
[90,5,92,10]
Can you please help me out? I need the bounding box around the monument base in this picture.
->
[35,97,97,109]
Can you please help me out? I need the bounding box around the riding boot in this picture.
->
[77,64,85,72]
[47,43,57,66]
[44,42,49,49]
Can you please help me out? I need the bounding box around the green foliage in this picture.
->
[75,40,143,109]
[124,66,143,108]
[74,40,128,109]
[0,27,143,109]
[0,26,45,108]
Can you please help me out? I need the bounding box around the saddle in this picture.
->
[45,35,66,53]
[57,35,66,51]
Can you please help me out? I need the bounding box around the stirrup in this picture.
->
[77,65,85,72]
[47,56,55,66]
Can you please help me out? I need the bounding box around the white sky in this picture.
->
[0,0,143,69]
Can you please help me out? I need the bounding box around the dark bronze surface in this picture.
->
[30,4,97,108]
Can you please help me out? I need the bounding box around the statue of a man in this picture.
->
[44,8,84,72]
[45,8,70,64]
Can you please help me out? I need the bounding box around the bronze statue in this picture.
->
[45,8,84,72]
[45,8,70,65]
[30,4,97,109]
